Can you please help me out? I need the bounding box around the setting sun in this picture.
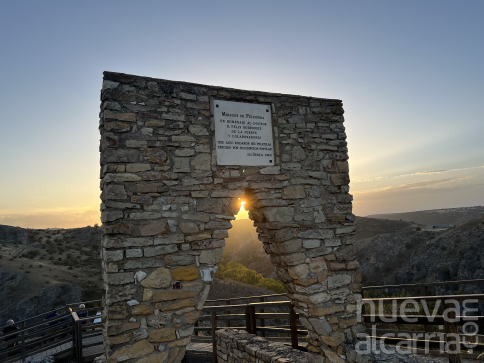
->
[235,200,249,220]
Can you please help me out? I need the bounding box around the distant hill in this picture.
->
[355,217,414,240]
[356,216,484,292]
[368,206,484,226]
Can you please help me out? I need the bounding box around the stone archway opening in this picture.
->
[100,72,363,363]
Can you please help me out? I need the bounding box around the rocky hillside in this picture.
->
[0,225,103,324]
[223,217,415,279]
[0,224,29,245]
[356,217,484,293]
[368,205,484,226]
[354,217,414,240]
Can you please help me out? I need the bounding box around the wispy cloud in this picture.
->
[352,165,484,183]
[353,176,384,183]
[394,165,484,179]
[415,170,448,175]
[354,175,477,194]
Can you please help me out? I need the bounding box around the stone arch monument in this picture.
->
[99,72,363,363]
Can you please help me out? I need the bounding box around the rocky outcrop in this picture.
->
[0,283,82,325]
[0,224,29,245]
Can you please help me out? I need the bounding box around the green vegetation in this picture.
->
[25,249,40,259]
[216,261,286,293]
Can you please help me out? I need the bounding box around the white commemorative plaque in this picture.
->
[214,100,274,166]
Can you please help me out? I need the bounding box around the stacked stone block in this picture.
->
[100,71,363,363]
[215,328,319,363]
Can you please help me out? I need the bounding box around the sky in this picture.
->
[0,1,483,228]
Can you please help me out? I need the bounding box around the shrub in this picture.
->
[405,242,413,249]
[68,266,73,270]
[27,249,40,259]
[216,261,286,293]
[8,284,17,291]
[416,227,421,231]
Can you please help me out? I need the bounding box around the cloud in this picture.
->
[352,176,384,183]
[354,175,477,195]
[394,165,484,179]
[415,170,448,175]
[352,165,484,184]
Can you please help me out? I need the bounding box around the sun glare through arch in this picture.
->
[235,198,249,220]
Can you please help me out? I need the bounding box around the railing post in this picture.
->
[259,297,265,337]
[245,306,251,333]
[289,304,298,349]
[226,300,231,328]
[211,311,218,363]
[72,311,83,363]
[443,300,461,363]
[249,306,256,335]
[423,287,431,333]
[21,330,26,362]
[78,320,83,363]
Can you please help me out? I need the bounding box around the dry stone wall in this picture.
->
[99,71,363,363]
[216,328,320,363]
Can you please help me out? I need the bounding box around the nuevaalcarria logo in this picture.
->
[355,298,480,355]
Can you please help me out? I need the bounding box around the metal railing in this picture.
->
[0,300,103,363]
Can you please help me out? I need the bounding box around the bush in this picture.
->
[8,284,17,291]
[27,249,40,259]
[405,242,413,249]
[216,261,286,293]
[68,266,73,270]
[416,227,421,231]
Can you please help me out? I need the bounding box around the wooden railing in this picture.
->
[0,300,103,363]
[196,296,305,363]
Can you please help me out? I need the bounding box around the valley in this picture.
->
[1,205,483,324]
